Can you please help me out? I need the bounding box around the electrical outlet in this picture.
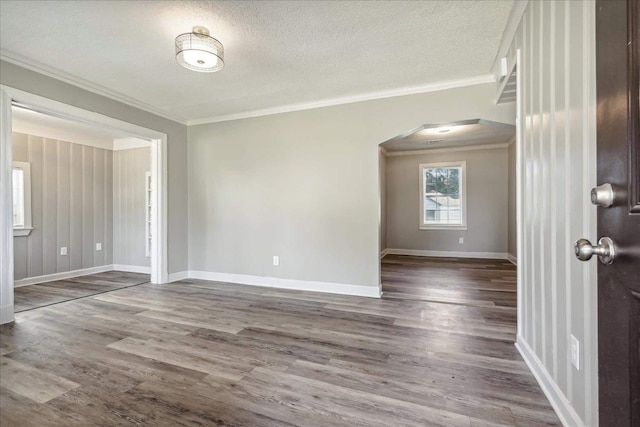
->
[273,256,279,266]
[459,237,464,244]
[60,247,67,256]
[570,334,580,370]
[96,243,102,251]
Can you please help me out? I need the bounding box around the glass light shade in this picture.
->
[175,30,224,73]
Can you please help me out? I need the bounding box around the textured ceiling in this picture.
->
[381,119,515,152]
[0,1,513,124]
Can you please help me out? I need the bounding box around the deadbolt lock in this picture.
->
[590,183,615,208]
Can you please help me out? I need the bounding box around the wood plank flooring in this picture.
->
[0,258,559,426]
[13,271,151,312]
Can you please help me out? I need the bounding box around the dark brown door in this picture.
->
[596,0,640,425]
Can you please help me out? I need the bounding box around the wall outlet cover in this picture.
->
[60,247,67,256]
[96,243,102,251]
[459,237,464,244]
[273,255,279,266]
[570,334,580,370]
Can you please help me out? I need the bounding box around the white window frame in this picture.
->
[419,161,467,230]
[12,161,33,236]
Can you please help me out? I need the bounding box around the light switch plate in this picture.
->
[96,243,102,251]
[60,247,67,256]
[273,256,279,266]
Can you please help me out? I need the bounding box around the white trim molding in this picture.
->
[0,50,187,125]
[188,74,495,125]
[384,143,509,157]
[507,253,517,266]
[386,248,508,260]
[380,249,389,259]
[168,271,189,283]
[516,336,585,427]
[491,1,529,77]
[188,271,381,298]
[14,264,115,287]
[113,264,151,275]
[0,88,14,324]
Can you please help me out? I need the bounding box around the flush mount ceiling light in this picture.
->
[175,26,224,73]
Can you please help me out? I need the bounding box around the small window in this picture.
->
[13,161,33,236]
[419,161,466,230]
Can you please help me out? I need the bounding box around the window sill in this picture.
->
[13,227,34,237]
[420,225,467,231]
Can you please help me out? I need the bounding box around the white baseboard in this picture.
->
[14,264,115,287]
[516,335,584,427]
[385,248,508,260]
[187,270,381,298]
[380,249,389,259]
[168,271,189,282]
[113,264,151,274]
[507,253,517,265]
[0,304,14,324]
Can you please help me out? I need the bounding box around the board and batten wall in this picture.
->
[12,132,113,281]
[500,1,598,425]
[188,83,515,295]
[113,147,151,269]
[384,146,509,256]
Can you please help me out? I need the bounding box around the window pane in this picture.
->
[421,164,463,226]
[12,168,25,227]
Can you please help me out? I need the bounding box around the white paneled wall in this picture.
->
[12,132,113,281]
[501,1,598,426]
[113,147,151,268]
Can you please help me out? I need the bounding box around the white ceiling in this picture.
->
[11,106,149,150]
[0,1,514,124]
[381,119,515,152]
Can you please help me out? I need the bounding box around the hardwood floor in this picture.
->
[13,271,151,312]
[0,258,559,426]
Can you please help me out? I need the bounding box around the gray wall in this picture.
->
[379,149,386,253]
[13,132,113,280]
[1,60,189,274]
[188,83,515,288]
[385,147,508,254]
[502,1,597,425]
[113,147,150,268]
[507,141,516,259]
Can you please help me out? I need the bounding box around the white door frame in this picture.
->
[515,49,524,339]
[0,85,168,324]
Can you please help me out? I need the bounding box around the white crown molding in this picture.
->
[188,74,495,126]
[113,137,152,151]
[385,249,508,260]
[491,0,529,75]
[383,142,509,157]
[0,50,188,125]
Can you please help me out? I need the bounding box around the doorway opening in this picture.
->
[0,86,168,324]
[377,116,518,340]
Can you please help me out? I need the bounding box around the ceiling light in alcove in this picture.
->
[175,26,224,73]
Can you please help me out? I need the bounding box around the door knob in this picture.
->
[574,237,616,264]
[590,183,615,207]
